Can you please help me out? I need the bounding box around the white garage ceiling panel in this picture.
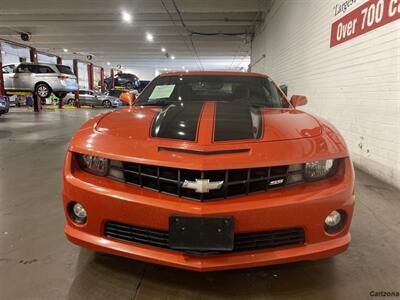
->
[0,0,273,76]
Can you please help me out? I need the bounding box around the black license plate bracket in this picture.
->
[169,216,234,251]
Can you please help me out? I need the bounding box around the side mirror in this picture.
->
[120,92,136,106]
[290,95,308,108]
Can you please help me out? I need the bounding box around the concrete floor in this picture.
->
[0,108,399,300]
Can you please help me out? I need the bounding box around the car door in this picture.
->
[86,91,98,106]
[13,64,36,91]
[78,91,88,105]
[2,65,16,90]
[84,91,96,106]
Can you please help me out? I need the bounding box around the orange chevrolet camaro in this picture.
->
[62,71,355,271]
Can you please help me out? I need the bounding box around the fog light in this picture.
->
[324,210,346,233]
[69,202,87,224]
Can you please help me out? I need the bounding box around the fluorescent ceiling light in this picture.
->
[146,33,154,42]
[106,62,111,66]
[63,49,68,52]
[161,47,166,52]
[121,11,132,23]
[171,55,175,60]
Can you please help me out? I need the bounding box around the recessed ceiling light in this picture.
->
[106,62,111,66]
[146,33,154,42]
[182,66,185,69]
[185,69,189,72]
[121,11,132,23]
[63,49,68,53]
[171,55,175,60]
[161,47,166,52]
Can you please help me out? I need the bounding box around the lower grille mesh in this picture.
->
[104,221,305,254]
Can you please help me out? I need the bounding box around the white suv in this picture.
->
[2,63,78,98]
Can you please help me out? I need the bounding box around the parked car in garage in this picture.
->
[2,63,78,98]
[63,71,355,271]
[65,90,121,108]
[0,95,10,116]
[104,89,138,106]
[104,72,140,90]
[137,80,150,93]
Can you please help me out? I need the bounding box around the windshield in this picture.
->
[135,75,288,108]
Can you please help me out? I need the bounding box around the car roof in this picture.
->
[158,71,269,78]
[16,62,57,66]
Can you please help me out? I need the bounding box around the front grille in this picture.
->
[110,161,304,201]
[104,221,305,254]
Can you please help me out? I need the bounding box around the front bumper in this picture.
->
[62,153,355,271]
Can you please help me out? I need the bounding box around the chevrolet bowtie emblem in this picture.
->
[182,179,224,193]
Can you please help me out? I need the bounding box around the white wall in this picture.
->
[37,53,57,64]
[251,0,400,188]
[1,42,31,64]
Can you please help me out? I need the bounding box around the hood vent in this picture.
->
[158,147,250,155]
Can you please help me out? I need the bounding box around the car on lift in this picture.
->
[65,90,121,108]
[2,63,78,99]
[0,95,10,116]
[103,72,140,90]
[62,71,355,271]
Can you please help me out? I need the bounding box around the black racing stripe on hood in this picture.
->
[150,102,204,141]
[214,102,263,142]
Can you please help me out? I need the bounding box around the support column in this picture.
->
[100,68,105,93]
[110,69,115,89]
[30,47,41,112]
[29,47,38,63]
[73,59,80,108]
[0,45,5,96]
[88,63,94,91]
[56,56,64,108]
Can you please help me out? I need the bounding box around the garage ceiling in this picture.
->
[0,0,270,72]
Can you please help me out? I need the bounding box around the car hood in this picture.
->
[70,101,347,169]
[95,101,322,143]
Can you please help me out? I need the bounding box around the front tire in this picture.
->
[35,83,51,98]
[125,82,134,89]
[103,100,112,108]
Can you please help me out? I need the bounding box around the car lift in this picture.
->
[72,59,105,108]
[0,38,105,112]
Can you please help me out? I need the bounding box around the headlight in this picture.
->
[304,159,335,181]
[78,154,109,176]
